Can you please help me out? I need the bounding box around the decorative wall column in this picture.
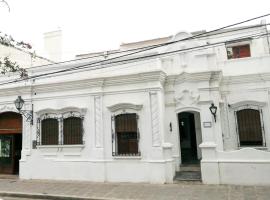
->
[199,103,220,184]
[149,91,161,147]
[94,96,103,148]
[21,103,32,160]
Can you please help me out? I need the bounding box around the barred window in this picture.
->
[236,109,263,146]
[114,113,139,156]
[63,117,83,145]
[41,118,59,145]
[37,111,84,146]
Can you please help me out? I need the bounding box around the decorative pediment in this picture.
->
[36,107,87,116]
[174,89,200,106]
[107,103,143,112]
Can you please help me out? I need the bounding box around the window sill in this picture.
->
[239,146,268,151]
[37,145,85,148]
[113,156,142,160]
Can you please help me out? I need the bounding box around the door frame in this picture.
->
[0,112,22,174]
[177,110,202,165]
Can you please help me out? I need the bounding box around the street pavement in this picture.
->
[1,198,43,200]
[0,178,269,200]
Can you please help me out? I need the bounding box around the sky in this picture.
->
[0,0,270,60]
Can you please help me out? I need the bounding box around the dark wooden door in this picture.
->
[0,135,13,174]
[179,112,198,164]
[0,112,22,174]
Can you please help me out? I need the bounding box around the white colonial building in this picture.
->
[0,22,270,185]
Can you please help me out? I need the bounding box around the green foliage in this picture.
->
[0,32,32,49]
[0,56,28,78]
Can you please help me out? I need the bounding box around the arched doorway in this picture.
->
[178,111,202,164]
[0,112,22,174]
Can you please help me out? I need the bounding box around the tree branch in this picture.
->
[0,0,10,12]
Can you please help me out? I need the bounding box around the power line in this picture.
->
[31,32,270,77]
[28,14,270,71]
[1,13,270,87]
[1,31,269,87]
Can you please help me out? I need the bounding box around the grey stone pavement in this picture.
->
[0,178,269,200]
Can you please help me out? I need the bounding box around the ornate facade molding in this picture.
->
[149,91,161,147]
[94,96,103,148]
[107,103,143,112]
[0,105,18,114]
[174,89,200,107]
[36,107,87,116]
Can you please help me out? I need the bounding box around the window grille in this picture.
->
[112,113,140,156]
[36,111,84,146]
[236,108,264,146]
[41,118,59,145]
[63,117,83,145]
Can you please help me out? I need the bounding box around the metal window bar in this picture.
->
[111,115,116,156]
[259,109,266,147]
[37,112,84,146]
[234,111,240,147]
[236,108,264,146]
[112,113,140,156]
[41,118,59,145]
[63,117,83,145]
[36,117,41,146]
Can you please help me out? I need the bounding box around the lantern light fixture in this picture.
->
[14,96,33,125]
[209,103,217,122]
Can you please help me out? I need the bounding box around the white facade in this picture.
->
[0,23,270,185]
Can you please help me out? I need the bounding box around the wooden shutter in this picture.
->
[0,112,22,134]
[41,118,59,145]
[236,109,263,146]
[115,113,138,155]
[63,117,82,145]
[115,114,137,132]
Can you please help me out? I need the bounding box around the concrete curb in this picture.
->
[0,191,120,200]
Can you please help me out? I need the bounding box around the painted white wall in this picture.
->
[1,25,270,185]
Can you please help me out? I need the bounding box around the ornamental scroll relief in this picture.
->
[174,89,200,106]
[0,105,18,113]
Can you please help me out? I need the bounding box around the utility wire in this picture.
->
[28,14,270,71]
[30,32,270,78]
[29,14,270,76]
[1,31,269,87]
[1,14,270,87]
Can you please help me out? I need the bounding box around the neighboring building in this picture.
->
[0,41,53,69]
[0,22,270,185]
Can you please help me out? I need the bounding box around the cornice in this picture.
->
[0,85,32,97]
[104,70,166,86]
[0,70,167,95]
[222,73,270,85]
[165,70,222,85]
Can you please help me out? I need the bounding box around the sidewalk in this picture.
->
[0,178,269,200]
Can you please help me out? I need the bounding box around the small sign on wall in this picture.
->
[203,121,212,128]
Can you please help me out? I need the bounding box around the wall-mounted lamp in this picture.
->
[169,122,172,132]
[14,96,33,125]
[209,103,217,122]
